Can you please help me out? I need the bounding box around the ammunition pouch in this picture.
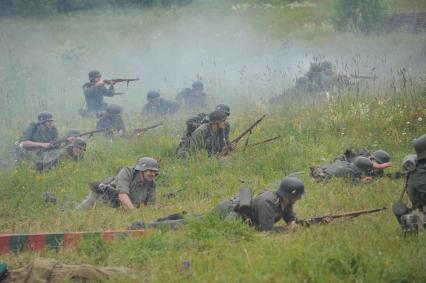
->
[400,208,426,237]
[90,181,120,207]
[402,154,417,172]
[392,201,409,224]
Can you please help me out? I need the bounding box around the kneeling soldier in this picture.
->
[76,157,158,211]
[16,112,58,161]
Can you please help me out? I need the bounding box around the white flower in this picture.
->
[418,117,423,122]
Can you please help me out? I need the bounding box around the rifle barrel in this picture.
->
[330,207,387,219]
[298,207,387,225]
[220,114,266,157]
[247,135,281,148]
[133,123,163,134]
[231,114,266,144]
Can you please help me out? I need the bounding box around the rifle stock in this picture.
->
[247,135,281,148]
[296,207,387,226]
[220,114,266,157]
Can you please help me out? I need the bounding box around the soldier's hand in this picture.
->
[322,216,332,224]
[42,143,54,149]
[287,221,298,232]
[363,176,373,183]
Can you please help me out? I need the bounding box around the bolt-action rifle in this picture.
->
[247,135,281,148]
[133,123,164,135]
[52,128,108,148]
[103,78,140,87]
[296,207,387,226]
[220,114,266,157]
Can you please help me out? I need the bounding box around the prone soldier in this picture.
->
[310,156,380,183]
[75,157,158,211]
[96,104,126,137]
[176,81,208,109]
[213,176,306,231]
[142,90,179,116]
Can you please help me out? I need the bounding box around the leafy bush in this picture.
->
[1,0,193,16]
[334,0,384,33]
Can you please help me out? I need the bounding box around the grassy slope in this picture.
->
[1,1,426,282]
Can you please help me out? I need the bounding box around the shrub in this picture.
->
[334,0,384,33]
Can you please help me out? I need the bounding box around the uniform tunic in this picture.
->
[213,191,296,231]
[142,98,179,116]
[20,123,58,143]
[76,166,156,211]
[407,159,426,209]
[190,124,225,156]
[96,113,126,134]
[83,82,114,112]
[324,159,361,181]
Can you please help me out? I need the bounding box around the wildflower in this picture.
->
[418,117,423,122]
[406,121,410,125]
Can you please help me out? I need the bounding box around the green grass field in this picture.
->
[1,0,426,282]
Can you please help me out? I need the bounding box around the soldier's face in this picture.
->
[283,195,301,206]
[43,121,54,129]
[150,98,160,106]
[141,170,158,182]
[72,146,85,158]
[94,75,101,83]
[218,120,226,129]
[192,88,203,95]
[66,136,78,144]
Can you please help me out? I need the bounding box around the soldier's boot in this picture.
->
[413,209,425,233]
[75,192,99,211]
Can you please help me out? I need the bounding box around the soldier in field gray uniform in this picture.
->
[96,104,126,137]
[190,110,228,156]
[82,70,116,116]
[130,176,307,232]
[142,90,179,116]
[176,110,228,158]
[34,139,86,172]
[16,112,58,161]
[176,81,208,109]
[76,157,158,211]
[176,104,232,158]
[310,156,378,183]
[407,134,426,210]
[212,176,305,231]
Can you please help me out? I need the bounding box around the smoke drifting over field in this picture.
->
[0,3,425,131]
